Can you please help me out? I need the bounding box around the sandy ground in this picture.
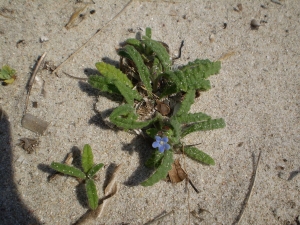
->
[0,0,299,224]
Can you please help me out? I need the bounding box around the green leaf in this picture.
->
[176,112,211,124]
[88,76,120,94]
[146,128,159,139]
[141,150,173,186]
[87,163,104,178]
[82,144,94,173]
[0,65,16,80]
[95,62,133,88]
[50,162,86,179]
[183,146,215,165]
[123,45,152,93]
[145,27,152,38]
[180,59,221,79]
[109,104,155,129]
[113,79,142,104]
[174,90,195,117]
[169,117,181,144]
[181,118,226,137]
[145,150,164,168]
[125,38,144,52]
[86,179,99,210]
[143,36,171,72]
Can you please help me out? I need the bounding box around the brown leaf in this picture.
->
[168,159,187,183]
[155,100,170,116]
[18,138,39,154]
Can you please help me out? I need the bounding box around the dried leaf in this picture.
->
[155,100,170,116]
[18,138,39,154]
[65,5,87,30]
[168,159,187,183]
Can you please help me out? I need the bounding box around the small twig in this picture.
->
[143,210,174,225]
[63,71,88,80]
[52,0,133,76]
[172,40,184,60]
[24,52,47,115]
[233,151,262,225]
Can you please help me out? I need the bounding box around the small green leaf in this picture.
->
[181,118,226,137]
[180,59,221,79]
[87,163,104,178]
[95,62,133,88]
[109,104,155,129]
[174,90,195,117]
[145,150,164,168]
[145,27,152,38]
[176,112,211,124]
[88,76,120,94]
[50,162,86,179]
[82,144,94,173]
[125,38,144,52]
[86,179,99,210]
[0,65,16,80]
[169,117,181,144]
[183,146,215,165]
[143,36,171,72]
[123,45,152,93]
[146,128,159,139]
[141,150,173,186]
[113,79,142,104]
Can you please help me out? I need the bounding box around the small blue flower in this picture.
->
[152,136,170,153]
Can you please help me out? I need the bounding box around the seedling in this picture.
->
[0,65,16,85]
[88,27,226,186]
[50,144,103,210]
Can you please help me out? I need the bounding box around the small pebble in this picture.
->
[250,19,260,30]
[40,36,49,43]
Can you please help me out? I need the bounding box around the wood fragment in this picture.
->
[233,151,262,225]
[52,0,133,76]
[143,210,174,225]
[218,51,236,61]
[63,71,88,80]
[24,52,47,115]
[271,0,282,5]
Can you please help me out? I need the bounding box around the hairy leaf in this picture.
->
[169,118,181,144]
[183,146,215,165]
[87,163,104,178]
[86,179,99,210]
[95,62,133,88]
[146,128,159,139]
[109,104,155,129]
[125,38,144,52]
[174,90,195,117]
[143,36,171,72]
[50,162,86,179]
[145,27,152,38]
[88,75,120,94]
[176,112,211,124]
[82,144,94,173]
[113,79,142,104]
[181,118,226,137]
[123,45,152,93]
[180,59,221,79]
[145,150,164,168]
[141,150,173,186]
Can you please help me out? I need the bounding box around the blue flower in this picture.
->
[152,136,170,153]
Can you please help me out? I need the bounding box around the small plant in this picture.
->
[88,27,225,186]
[0,65,16,85]
[50,144,103,210]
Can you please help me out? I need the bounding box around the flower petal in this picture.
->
[158,145,165,153]
[152,141,160,148]
[155,136,161,142]
[161,136,168,142]
[164,143,170,150]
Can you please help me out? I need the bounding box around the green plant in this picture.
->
[0,65,16,84]
[88,27,225,186]
[50,144,103,210]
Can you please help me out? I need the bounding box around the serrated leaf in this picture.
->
[95,62,133,88]
[141,150,173,186]
[86,179,99,210]
[143,36,171,72]
[123,45,152,93]
[174,90,195,117]
[50,162,86,179]
[0,65,16,80]
[181,118,226,137]
[109,104,155,129]
[88,75,120,94]
[183,146,215,165]
[176,112,211,124]
[82,144,94,173]
[87,163,104,178]
[145,150,164,168]
[113,79,142,104]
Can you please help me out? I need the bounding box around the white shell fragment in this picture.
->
[40,36,49,43]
